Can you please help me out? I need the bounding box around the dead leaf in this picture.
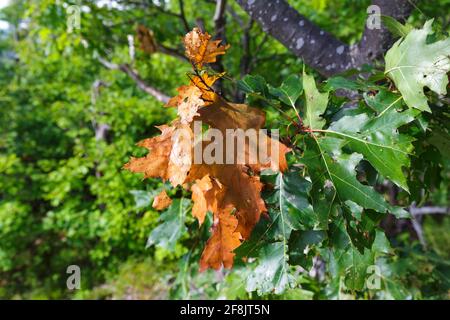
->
[125,28,290,271]
[136,25,157,54]
[197,99,290,172]
[199,206,241,271]
[123,123,192,187]
[191,175,225,225]
[152,190,172,210]
[188,164,266,239]
[167,85,205,124]
[190,72,223,104]
[184,27,230,68]
[168,123,193,186]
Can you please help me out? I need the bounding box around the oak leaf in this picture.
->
[125,27,290,271]
[166,73,223,124]
[125,99,289,268]
[123,123,192,187]
[199,206,242,271]
[184,27,230,67]
[190,72,223,104]
[152,190,172,211]
[167,85,205,124]
[188,164,266,240]
[191,175,225,225]
[168,123,193,186]
[198,99,290,172]
[188,99,289,239]
[385,20,450,112]
[136,25,157,54]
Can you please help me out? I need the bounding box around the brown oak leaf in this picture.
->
[191,175,225,225]
[125,28,290,271]
[197,99,290,173]
[188,164,266,240]
[184,27,230,67]
[152,190,172,210]
[199,206,242,271]
[123,123,192,187]
[190,72,224,104]
[167,85,205,124]
[136,25,157,54]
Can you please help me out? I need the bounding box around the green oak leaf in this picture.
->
[246,242,295,295]
[265,170,316,236]
[381,15,414,38]
[129,189,155,209]
[268,74,303,107]
[342,202,381,252]
[243,170,314,295]
[170,252,191,299]
[146,198,189,251]
[289,230,326,269]
[385,20,450,112]
[328,221,374,291]
[373,258,413,300]
[302,136,409,218]
[324,92,415,191]
[325,219,392,291]
[324,76,365,91]
[303,71,329,129]
[237,74,268,96]
[237,170,316,259]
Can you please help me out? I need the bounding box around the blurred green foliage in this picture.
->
[0,0,448,299]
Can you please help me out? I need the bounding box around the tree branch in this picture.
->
[157,43,190,62]
[236,0,416,77]
[240,19,254,77]
[211,0,228,94]
[410,206,449,216]
[116,0,190,32]
[98,57,170,104]
[214,0,228,40]
[408,203,449,249]
[178,0,191,32]
[235,19,254,101]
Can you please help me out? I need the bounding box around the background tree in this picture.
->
[0,0,448,299]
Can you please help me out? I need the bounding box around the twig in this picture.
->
[410,206,449,216]
[178,0,191,32]
[157,44,189,62]
[408,203,449,249]
[98,57,170,103]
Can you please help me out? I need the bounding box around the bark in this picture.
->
[236,0,417,77]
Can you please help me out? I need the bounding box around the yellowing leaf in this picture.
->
[184,27,230,67]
